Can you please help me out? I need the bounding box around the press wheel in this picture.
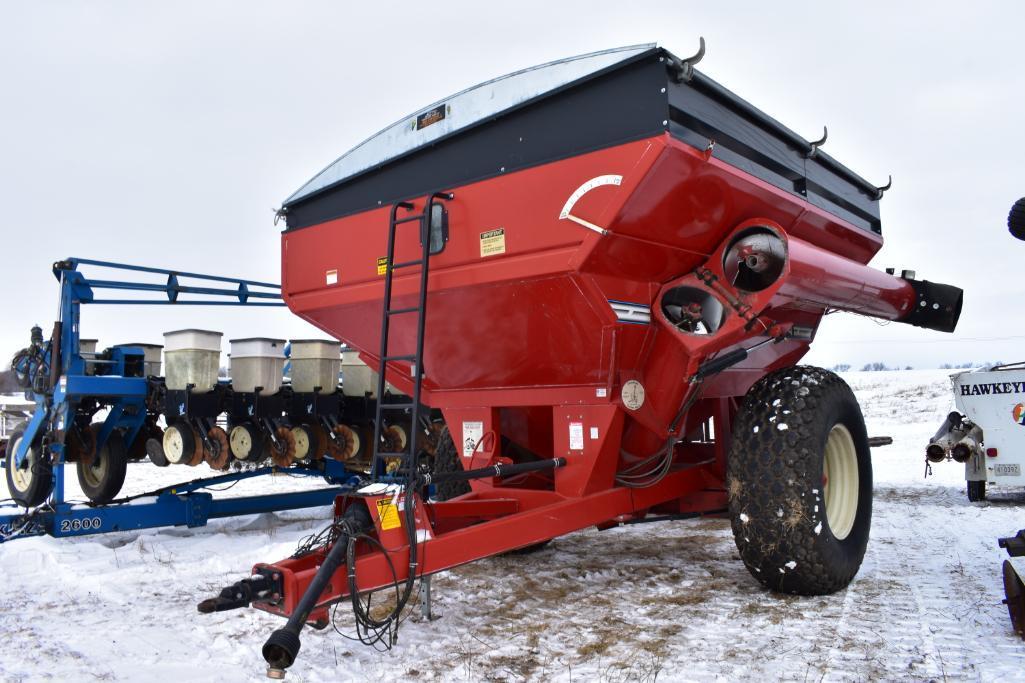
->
[269,427,297,467]
[328,424,360,462]
[205,426,231,470]
[187,427,206,466]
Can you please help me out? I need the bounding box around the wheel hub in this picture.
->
[82,452,108,487]
[823,423,859,540]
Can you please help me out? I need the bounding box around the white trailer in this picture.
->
[0,395,34,459]
[926,363,1025,501]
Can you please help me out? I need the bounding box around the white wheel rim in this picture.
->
[82,447,109,487]
[9,436,33,493]
[292,427,310,460]
[230,426,253,460]
[163,427,185,464]
[823,423,859,540]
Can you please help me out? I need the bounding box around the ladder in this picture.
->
[370,191,453,480]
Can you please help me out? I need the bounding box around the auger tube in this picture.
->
[262,510,368,674]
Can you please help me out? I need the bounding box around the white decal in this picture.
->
[569,422,585,450]
[462,421,484,459]
[621,380,645,411]
[558,174,622,235]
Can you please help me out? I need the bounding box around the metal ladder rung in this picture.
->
[386,306,420,316]
[373,192,452,481]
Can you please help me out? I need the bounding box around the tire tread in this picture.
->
[728,365,872,595]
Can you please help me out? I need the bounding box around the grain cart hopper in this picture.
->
[199,43,963,676]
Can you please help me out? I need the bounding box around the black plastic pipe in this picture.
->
[422,457,566,486]
[261,508,367,674]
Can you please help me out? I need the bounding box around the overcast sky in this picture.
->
[1,1,1023,370]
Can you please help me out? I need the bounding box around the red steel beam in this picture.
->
[254,463,714,619]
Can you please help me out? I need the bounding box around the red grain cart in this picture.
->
[202,44,962,675]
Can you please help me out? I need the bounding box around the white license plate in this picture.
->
[994,464,1022,477]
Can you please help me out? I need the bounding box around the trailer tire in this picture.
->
[432,426,471,501]
[967,479,986,502]
[77,428,128,504]
[5,430,53,507]
[1009,197,1025,241]
[64,423,96,464]
[429,426,551,554]
[728,365,872,595]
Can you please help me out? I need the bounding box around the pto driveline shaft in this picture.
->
[422,457,566,486]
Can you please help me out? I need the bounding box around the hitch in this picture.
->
[1000,529,1025,640]
[262,503,374,676]
[198,573,280,614]
[999,530,1025,557]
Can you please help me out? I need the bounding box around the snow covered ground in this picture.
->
[1,369,1023,682]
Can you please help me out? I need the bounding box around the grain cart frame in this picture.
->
[195,43,963,676]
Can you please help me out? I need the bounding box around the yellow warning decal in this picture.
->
[480,228,506,257]
[376,498,401,530]
[377,257,389,276]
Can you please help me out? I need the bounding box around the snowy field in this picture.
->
[1,369,1024,682]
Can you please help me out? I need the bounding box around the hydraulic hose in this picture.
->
[262,505,371,673]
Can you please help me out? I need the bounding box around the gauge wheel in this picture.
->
[162,421,196,465]
[205,427,231,470]
[128,422,160,460]
[76,429,128,504]
[291,425,312,461]
[4,429,53,507]
[230,423,264,462]
[303,423,329,460]
[146,437,169,467]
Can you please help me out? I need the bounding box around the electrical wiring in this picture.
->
[615,379,704,488]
